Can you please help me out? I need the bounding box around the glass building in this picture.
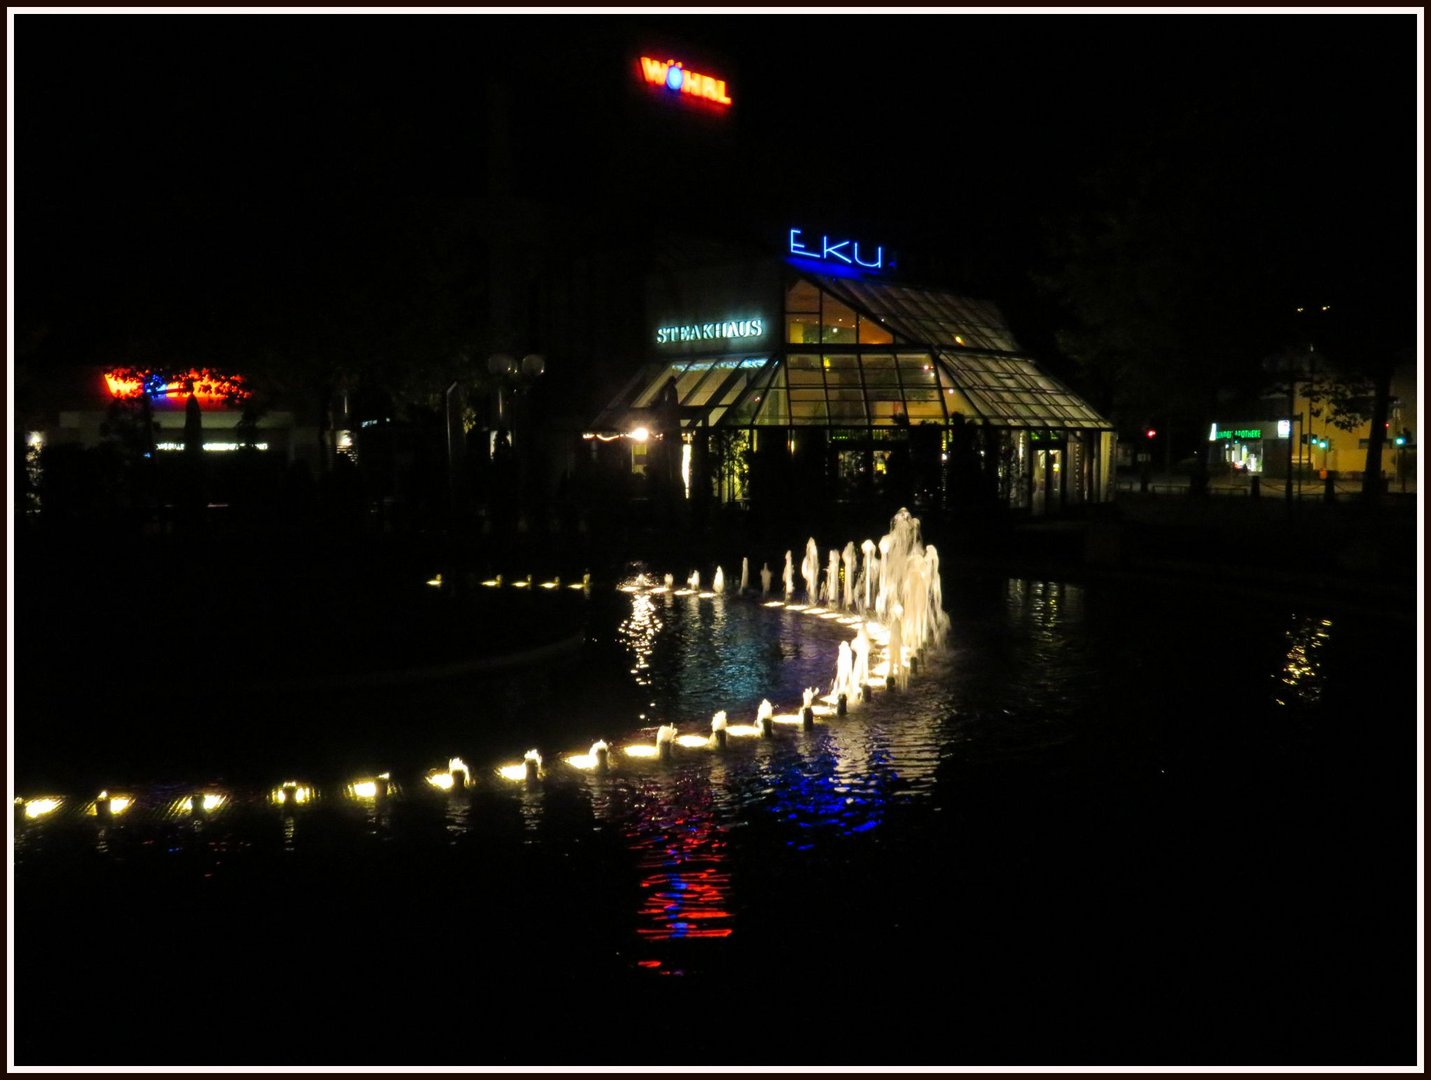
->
[589,256,1115,515]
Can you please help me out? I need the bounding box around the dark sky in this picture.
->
[15,10,1420,374]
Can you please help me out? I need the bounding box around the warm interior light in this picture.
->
[628,427,650,443]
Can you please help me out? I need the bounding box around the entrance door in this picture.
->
[1033,448,1063,515]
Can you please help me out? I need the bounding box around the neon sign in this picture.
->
[103,367,248,407]
[639,57,732,108]
[788,228,884,271]
[656,318,765,345]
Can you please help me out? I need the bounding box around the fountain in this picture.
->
[841,542,856,610]
[713,566,725,594]
[860,539,877,611]
[852,624,872,698]
[656,723,678,761]
[801,538,820,605]
[664,573,674,588]
[688,570,700,591]
[833,639,854,709]
[757,699,775,739]
[711,710,728,749]
[782,552,794,599]
[760,562,772,596]
[824,549,840,606]
[887,603,904,690]
[740,558,749,594]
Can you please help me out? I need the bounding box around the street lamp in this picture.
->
[487,353,545,437]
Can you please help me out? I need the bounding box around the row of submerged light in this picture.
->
[17,512,947,823]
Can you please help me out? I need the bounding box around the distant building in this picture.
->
[1208,359,1417,489]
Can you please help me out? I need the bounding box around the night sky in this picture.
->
[15,10,1419,409]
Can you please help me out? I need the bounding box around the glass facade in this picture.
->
[592,268,1114,513]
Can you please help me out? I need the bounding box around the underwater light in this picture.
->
[271,782,313,807]
[675,734,711,749]
[565,740,610,771]
[20,797,62,819]
[428,757,471,790]
[90,792,133,817]
[763,601,784,608]
[724,724,761,738]
[350,778,384,799]
[426,573,443,587]
[496,763,528,782]
[623,744,660,759]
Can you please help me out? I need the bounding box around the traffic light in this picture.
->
[1145,428,1157,440]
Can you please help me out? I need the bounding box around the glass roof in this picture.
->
[810,273,1022,353]
[591,273,1111,433]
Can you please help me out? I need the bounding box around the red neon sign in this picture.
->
[103,367,249,407]
[639,56,732,107]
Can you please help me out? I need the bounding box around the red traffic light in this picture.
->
[1145,428,1157,439]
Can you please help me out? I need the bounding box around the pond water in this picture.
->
[12,559,1417,1066]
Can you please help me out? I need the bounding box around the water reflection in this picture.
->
[619,591,663,688]
[1274,615,1333,706]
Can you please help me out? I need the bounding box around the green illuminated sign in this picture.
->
[1215,428,1262,440]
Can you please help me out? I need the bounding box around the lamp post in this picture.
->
[485,352,545,530]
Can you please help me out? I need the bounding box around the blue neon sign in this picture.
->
[788,228,884,271]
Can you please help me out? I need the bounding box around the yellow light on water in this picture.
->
[482,579,501,587]
[426,771,454,791]
[564,753,598,770]
[772,713,803,726]
[540,581,559,589]
[496,764,528,782]
[786,604,809,612]
[697,591,715,599]
[805,607,826,615]
[724,724,761,738]
[426,573,443,587]
[763,601,784,608]
[202,793,225,812]
[623,745,660,759]
[352,780,378,799]
[675,734,710,749]
[21,797,62,819]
